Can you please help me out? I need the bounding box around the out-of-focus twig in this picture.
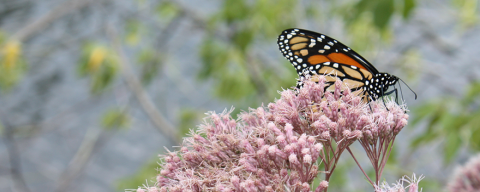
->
[0,118,31,192]
[108,26,180,144]
[54,127,107,192]
[12,0,97,41]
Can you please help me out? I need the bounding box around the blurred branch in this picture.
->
[1,119,31,192]
[54,127,107,192]
[12,0,98,41]
[246,53,269,101]
[17,97,96,138]
[108,27,180,144]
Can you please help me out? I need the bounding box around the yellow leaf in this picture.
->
[2,40,21,69]
[87,46,107,72]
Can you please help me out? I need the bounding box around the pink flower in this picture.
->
[448,154,480,192]
[374,173,424,192]
[138,76,411,192]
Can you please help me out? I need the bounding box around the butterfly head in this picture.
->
[367,73,399,99]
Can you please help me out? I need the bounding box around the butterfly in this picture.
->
[277,28,416,103]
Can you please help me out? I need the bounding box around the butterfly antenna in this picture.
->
[399,78,417,100]
[398,81,404,103]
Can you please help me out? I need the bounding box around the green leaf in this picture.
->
[373,0,394,30]
[402,0,416,18]
[444,130,462,163]
[78,42,119,94]
[156,1,180,20]
[214,69,255,100]
[0,37,27,91]
[441,113,464,132]
[101,109,130,130]
[387,144,398,164]
[125,20,144,46]
[198,38,229,80]
[222,0,249,24]
[116,157,159,190]
[411,101,443,126]
[137,49,163,85]
[178,109,202,136]
[468,110,480,150]
[232,29,254,52]
[464,81,480,106]
[417,177,443,191]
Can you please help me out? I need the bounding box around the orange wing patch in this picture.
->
[308,55,330,65]
[326,53,367,70]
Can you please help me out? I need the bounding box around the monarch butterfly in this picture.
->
[277,28,416,103]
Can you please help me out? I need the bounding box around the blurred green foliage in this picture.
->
[137,48,163,85]
[101,108,131,130]
[117,157,159,190]
[78,42,119,94]
[178,108,203,136]
[197,0,300,104]
[344,0,415,30]
[0,31,27,92]
[330,0,416,51]
[453,0,479,28]
[125,20,145,46]
[411,81,480,163]
[156,1,180,23]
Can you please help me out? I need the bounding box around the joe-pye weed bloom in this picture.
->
[134,76,421,192]
[448,154,480,192]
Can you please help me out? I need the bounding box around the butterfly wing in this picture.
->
[278,28,381,101]
[278,28,379,74]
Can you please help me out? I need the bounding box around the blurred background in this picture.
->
[1,0,480,191]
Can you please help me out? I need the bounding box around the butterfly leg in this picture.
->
[383,88,399,104]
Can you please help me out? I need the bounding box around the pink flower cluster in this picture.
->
[448,154,480,191]
[143,76,411,192]
[374,174,423,192]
